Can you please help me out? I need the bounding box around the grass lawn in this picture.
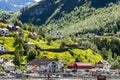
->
[40,49,103,64]
[0,37,15,51]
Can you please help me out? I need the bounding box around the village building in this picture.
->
[116,31,120,38]
[76,38,90,41]
[58,60,66,72]
[54,31,63,39]
[87,33,96,37]
[0,58,6,64]
[28,58,61,73]
[94,35,101,38]
[24,42,36,49]
[104,33,114,36]
[7,25,20,31]
[0,28,9,36]
[0,44,7,52]
[58,60,66,68]
[28,32,37,39]
[68,62,92,69]
[0,18,7,23]
[2,61,15,72]
[95,60,111,70]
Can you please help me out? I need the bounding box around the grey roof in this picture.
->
[29,58,56,66]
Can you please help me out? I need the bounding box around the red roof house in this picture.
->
[68,62,76,69]
[68,62,92,69]
[32,64,37,70]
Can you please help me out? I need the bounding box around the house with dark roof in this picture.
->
[27,58,61,73]
[68,62,92,69]
[7,25,20,31]
[95,60,111,70]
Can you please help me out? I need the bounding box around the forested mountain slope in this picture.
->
[19,0,120,36]
[19,0,119,24]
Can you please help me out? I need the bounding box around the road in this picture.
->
[1,78,120,80]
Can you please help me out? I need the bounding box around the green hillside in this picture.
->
[19,0,120,36]
[19,0,119,25]
[0,36,103,64]
[0,21,103,64]
[0,37,15,51]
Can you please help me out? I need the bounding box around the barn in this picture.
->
[68,62,92,69]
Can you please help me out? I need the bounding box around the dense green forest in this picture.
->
[19,0,119,25]
[18,0,120,37]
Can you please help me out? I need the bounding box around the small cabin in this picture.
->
[54,31,63,39]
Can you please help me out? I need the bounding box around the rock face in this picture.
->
[0,0,35,11]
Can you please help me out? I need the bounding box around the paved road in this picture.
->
[1,78,120,80]
[0,77,120,80]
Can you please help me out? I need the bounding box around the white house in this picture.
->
[116,31,120,38]
[76,38,90,41]
[24,42,36,49]
[0,28,9,36]
[0,58,4,64]
[28,58,61,73]
[54,31,63,39]
[2,61,15,71]
[58,60,66,67]
[7,25,20,31]
[95,60,111,70]
[47,61,61,72]
[0,44,7,52]
[87,33,95,37]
